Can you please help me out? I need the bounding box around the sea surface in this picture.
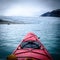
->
[0,17,60,60]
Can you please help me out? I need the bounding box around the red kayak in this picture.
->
[7,32,53,60]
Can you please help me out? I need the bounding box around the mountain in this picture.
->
[41,9,60,17]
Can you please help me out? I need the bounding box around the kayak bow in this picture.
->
[7,32,53,60]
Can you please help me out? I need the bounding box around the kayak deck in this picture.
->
[8,32,53,60]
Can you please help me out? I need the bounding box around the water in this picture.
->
[0,17,60,60]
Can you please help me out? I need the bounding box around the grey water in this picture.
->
[0,17,60,60]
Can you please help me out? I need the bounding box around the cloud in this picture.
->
[0,0,60,16]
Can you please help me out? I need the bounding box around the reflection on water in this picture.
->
[0,17,60,60]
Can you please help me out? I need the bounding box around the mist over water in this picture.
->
[0,17,60,60]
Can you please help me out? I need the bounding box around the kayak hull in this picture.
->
[12,32,53,60]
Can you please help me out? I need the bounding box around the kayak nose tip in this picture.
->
[27,32,35,35]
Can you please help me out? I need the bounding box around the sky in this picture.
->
[0,0,60,17]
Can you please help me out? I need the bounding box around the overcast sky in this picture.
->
[0,0,60,17]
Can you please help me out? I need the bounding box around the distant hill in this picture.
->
[0,19,24,24]
[41,9,60,17]
[0,19,13,24]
